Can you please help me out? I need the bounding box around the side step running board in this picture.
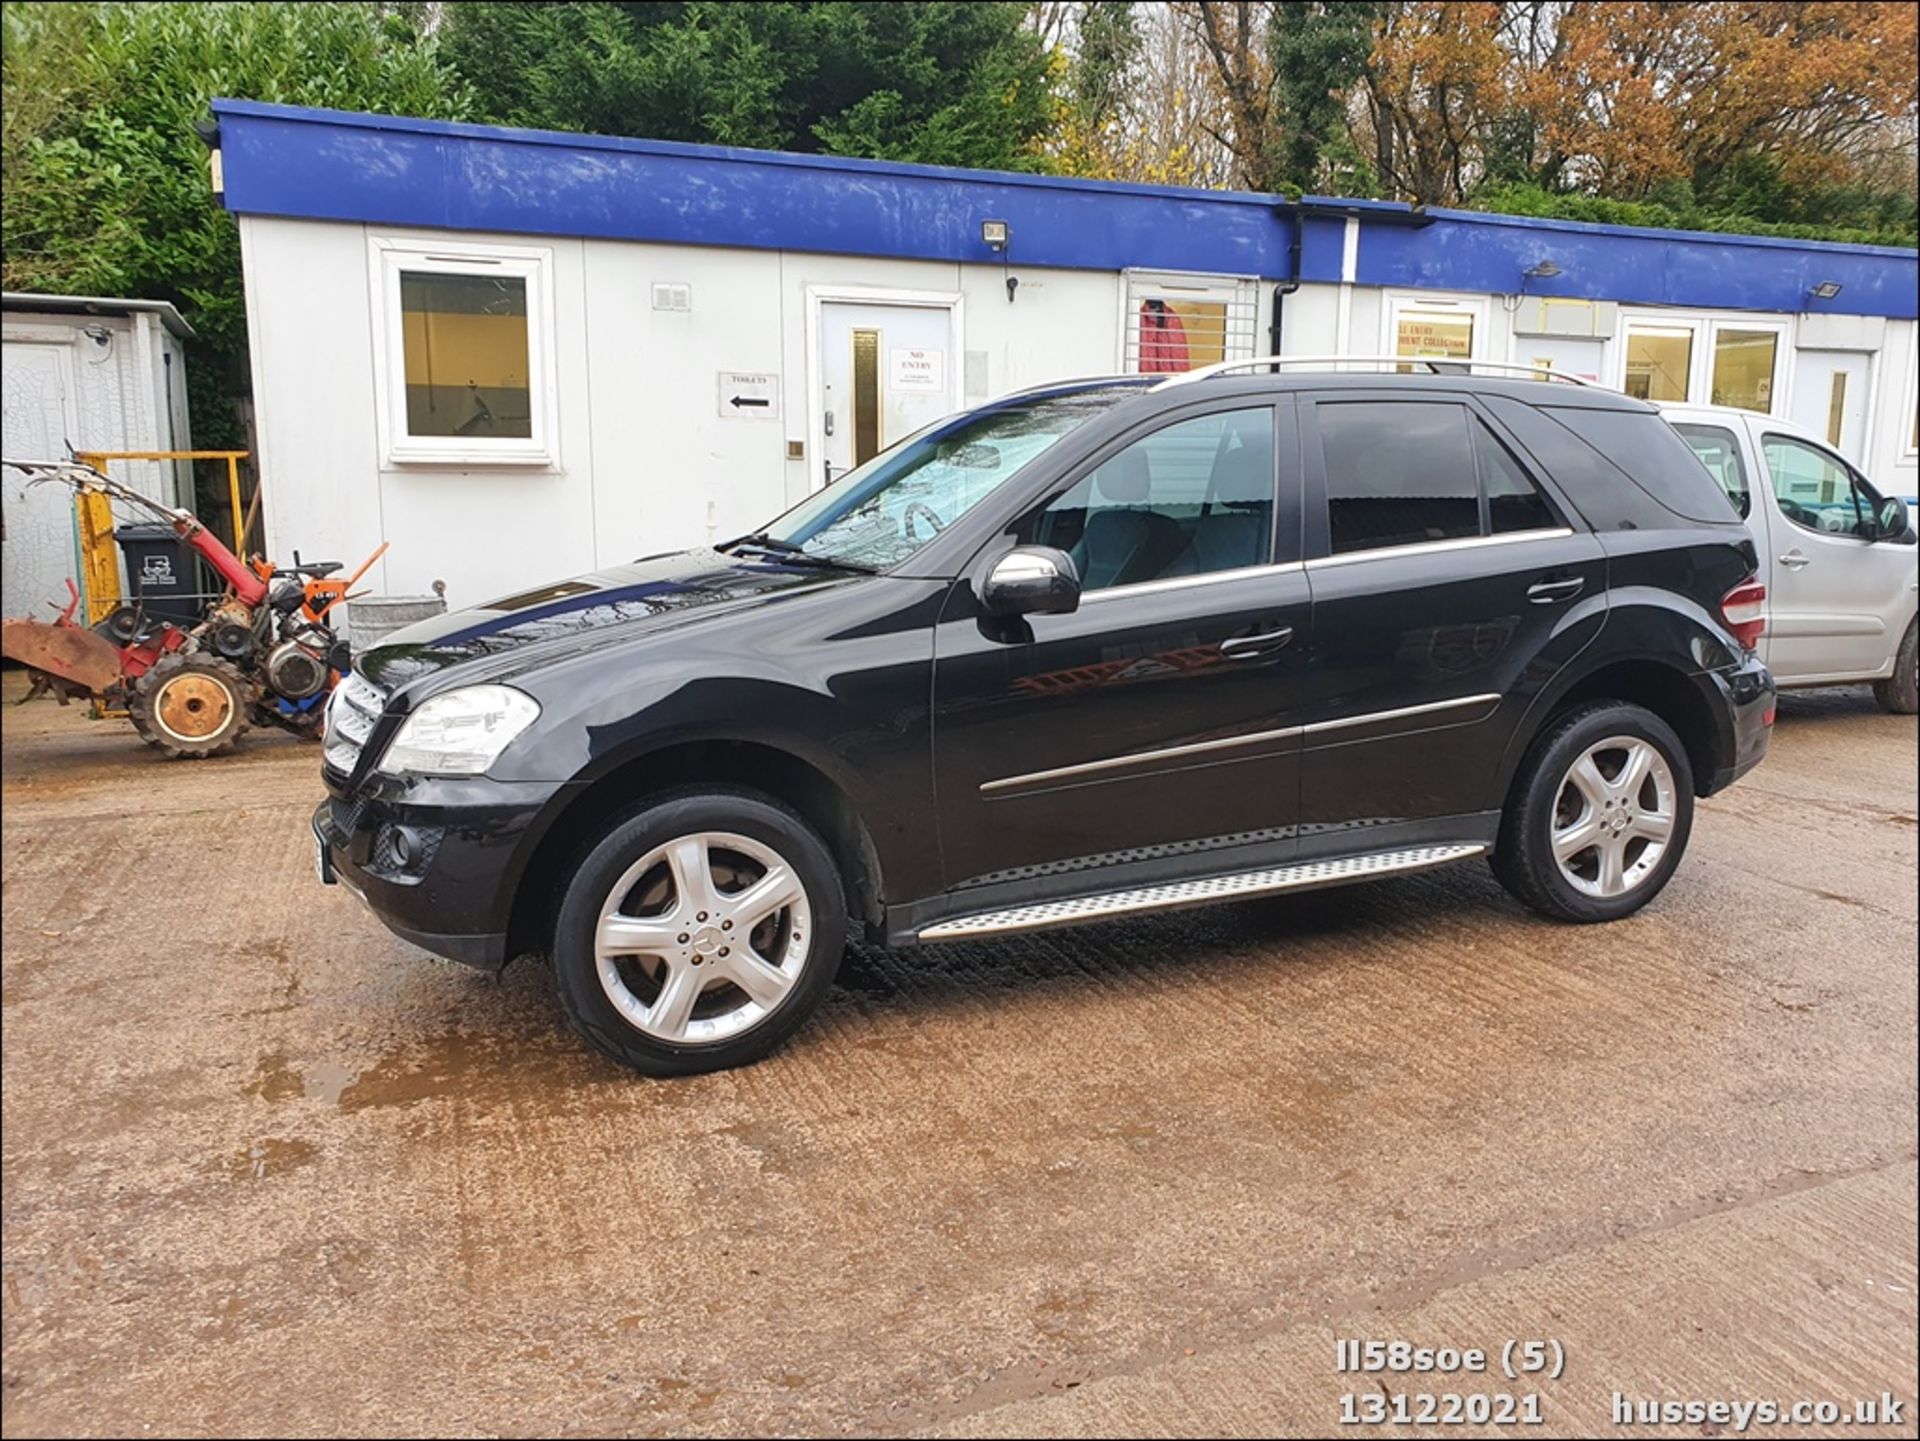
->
[916,843,1487,941]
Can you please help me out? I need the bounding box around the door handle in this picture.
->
[1526,576,1585,604]
[1220,626,1293,660]
[1779,551,1811,569]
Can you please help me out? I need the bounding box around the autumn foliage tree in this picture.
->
[1503,1,1919,201]
[1139,0,1913,236]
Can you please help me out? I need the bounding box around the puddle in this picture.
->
[303,1061,357,1105]
[242,1052,358,1105]
[242,1053,305,1103]
[224,1137,318,1180]
[243,1029,616,1116]
[335,1030,614,1113]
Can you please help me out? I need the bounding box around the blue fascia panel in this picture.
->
[213,100,1297,278]
[1358,207,1917,319]
[213,101,1918,319]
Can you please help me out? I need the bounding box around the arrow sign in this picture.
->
[718,370,779,420]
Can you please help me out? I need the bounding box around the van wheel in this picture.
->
[550,789,845,1076]
[1492,702,1695,923]
[1872,619,1918,714]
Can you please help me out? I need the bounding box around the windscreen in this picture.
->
[762,386,1143,570]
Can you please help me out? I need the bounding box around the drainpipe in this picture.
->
[1271,198,1437,358]
[1270,215,1303,362]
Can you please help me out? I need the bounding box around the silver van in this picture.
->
[1665,404,1918,713]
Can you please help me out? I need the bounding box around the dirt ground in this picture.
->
[2,673,1915,1438]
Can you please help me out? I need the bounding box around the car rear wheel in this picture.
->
[1492,701,1695,923]
[550,789,845,1076]
[1871,618,1917,715]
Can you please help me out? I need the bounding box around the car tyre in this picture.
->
[551,787,845,1077]
[1871,618,1918,715]
[1491,701,1695,923]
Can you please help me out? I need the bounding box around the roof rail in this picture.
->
[986,373,1154,403]
[1153,355,1601,390]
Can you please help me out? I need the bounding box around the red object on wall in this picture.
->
[1138,300,1191,373]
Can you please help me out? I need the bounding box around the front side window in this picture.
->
[1031,407,1275,591]
[1761,433,1875,538]
[1673,423,1752,518]
[763,386,1142,570]
[374,239,555,464]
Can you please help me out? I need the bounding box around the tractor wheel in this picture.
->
[129,653,257,759]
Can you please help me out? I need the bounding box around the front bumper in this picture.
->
[312,770,575,970]
[1700,651,1775,795]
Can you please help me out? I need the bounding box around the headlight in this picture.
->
[375,685,540,776]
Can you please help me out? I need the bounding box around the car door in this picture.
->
[1294,390,1608,843]
[1753,426,1916,682]
[930,400,1311,892]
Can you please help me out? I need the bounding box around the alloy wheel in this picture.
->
[1549,736,1676,899]
[593,830,813,1044]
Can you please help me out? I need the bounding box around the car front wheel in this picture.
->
[551,789,846,1076]
[1872,618,1918,715]
[1492,701,1695,923]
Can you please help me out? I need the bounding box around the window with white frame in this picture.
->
[1618,312,1787,416]
[1383,293,1488,372]
[1904,339,1919,458]
[1623,322,1694,402]
[1123,271,1258,374]
[370,237,557,464]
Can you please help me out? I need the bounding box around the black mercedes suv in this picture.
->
[316,361,1774,1075]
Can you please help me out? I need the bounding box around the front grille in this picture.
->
[330,796,367,837]
[324,672,388,774]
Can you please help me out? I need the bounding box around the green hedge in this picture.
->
[1472,184,1918,251]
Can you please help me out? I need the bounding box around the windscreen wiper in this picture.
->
[719,533,879,573]
[718,530,801,554]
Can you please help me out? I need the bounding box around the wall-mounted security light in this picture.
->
[981,219,1018,302]
[1523,259,1562,280]
[1807,280,1844,300]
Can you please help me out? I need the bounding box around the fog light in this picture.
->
[390,826,416,866]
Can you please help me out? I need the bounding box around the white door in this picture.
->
[1790,350,1872,462]
[817,302,956,489]
[1754,425,1914,682]
[1,340,81,620]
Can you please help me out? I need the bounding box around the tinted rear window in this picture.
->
[1318,401,1480,553]
[1540,406,1741,524]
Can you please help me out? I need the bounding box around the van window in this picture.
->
[1318,401,1480,554]
[1672,423,1751,518]
[1761,433,1876,539]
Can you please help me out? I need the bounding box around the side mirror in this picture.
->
[980,546,1081,617]
[1874,495,1912,543]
